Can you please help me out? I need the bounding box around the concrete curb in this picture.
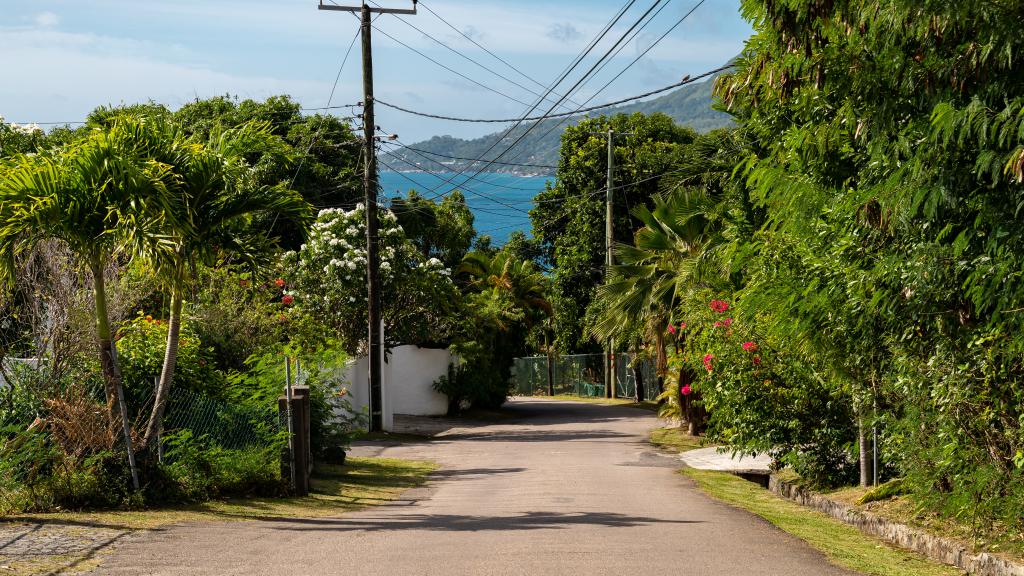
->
[768,476,1024,576]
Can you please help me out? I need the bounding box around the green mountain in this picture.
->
[381,75,732,177]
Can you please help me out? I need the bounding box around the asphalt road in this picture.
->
[96,398,858,576]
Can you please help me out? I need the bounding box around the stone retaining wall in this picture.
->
[768,476,1024,576]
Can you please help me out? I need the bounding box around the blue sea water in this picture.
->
[379,171,553,244]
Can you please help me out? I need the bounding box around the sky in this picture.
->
[0,0,753,143]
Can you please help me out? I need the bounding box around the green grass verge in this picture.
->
[682,469,962,576]
[5,457,437,531]
[649,427,705,453]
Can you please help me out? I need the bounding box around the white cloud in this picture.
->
[33,11,59,28]
[0,28,331,123]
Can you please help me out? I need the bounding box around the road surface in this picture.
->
[96,398,857,575]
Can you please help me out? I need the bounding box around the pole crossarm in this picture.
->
[318,1,417,14]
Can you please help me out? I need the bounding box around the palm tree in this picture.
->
[0,120,177,430]
[140,120,311,450]
[458,251,552,329]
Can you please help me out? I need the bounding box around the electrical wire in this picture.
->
[366,0,578,114]
[439,0,672,195]
[421,0,645,196]
[376,66,728,123]
[383,143,558,170]
[416,0,585,109]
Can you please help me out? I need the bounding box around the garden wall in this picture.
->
[338,345,453,430]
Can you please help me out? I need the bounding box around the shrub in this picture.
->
[116,312,227,407]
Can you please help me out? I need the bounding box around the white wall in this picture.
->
[337,345,453,431]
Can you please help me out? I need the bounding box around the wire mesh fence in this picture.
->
[160,387,282,455]
[512,353,660,401]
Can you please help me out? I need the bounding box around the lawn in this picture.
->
[682,469,961,576]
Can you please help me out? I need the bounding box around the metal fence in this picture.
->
[511,353,660,401]
[161,387,282,454]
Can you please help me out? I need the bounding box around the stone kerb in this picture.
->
[769,476,1024,576]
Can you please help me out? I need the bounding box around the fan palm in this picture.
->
[0,119,178,430]
[139,120,310,449]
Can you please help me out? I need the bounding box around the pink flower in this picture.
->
[702,353,714,372]
[710,299,730,313]
[714,321,723,328]
[723,317,734,327]
[742,341,758,352]
[282,294,295,306]
[752,355,762,365]
[681,384,692,396]
[680,322,687,329]
[668,324,676,335]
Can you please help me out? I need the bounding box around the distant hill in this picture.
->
[382,73,732,177]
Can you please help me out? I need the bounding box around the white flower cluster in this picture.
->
[2,118,43,135]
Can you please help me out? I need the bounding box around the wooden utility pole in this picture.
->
[592,128,632,398]
[319,0,416,431]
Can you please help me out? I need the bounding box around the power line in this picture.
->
[423,0,644,196]
[504,0,710,166]
[376,66,728,123]
[443,0,672,194]
[380,139,546,190]
[383,143,557,169]
[367,0,577,114]
[358,15,537,110]
[416,0,584,110]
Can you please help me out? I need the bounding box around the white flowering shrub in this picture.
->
[0,115,46,157]
[283,204,461,353]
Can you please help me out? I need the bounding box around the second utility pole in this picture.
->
[319,0,417,431]
[593,127,632,399]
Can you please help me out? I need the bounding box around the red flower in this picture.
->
[723,317,733,327]
[668,324,676,335]
[742,341,758,352]
[702,353,714,372]
[275,278,286,288]
[680,322,687,330]
[713,320,723,328]
[681,384,692,396]
[282,294,295,305]
[752,355,762,365]
[710,299,730,313]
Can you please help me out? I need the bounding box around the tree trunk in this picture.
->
[633,354,645,402]
[142,287,183,450]
[859,415,870,487]
[90,256,122,433]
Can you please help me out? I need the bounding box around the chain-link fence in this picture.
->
[512,353,660,401]
[160,387,282,455]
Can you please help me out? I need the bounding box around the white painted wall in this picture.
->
[336,345,454,431]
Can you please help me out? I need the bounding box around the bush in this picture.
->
[116,312,227,408]
[158,430,286,502]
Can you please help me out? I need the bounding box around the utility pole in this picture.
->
[592,128,632,398]
[319,0,416,431]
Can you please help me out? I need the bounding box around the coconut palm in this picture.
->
[0,120,177,430]
[458,251,552,329]
[139,120,310,449]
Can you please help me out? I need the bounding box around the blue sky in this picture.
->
[1,0,753,142]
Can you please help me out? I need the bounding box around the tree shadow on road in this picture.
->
[257,510,703,532]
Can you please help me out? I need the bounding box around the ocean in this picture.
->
[379,171,553,244]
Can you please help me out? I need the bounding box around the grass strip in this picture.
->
[682,468,962,576]
[6,457,437,531]
[649,427,705,453]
